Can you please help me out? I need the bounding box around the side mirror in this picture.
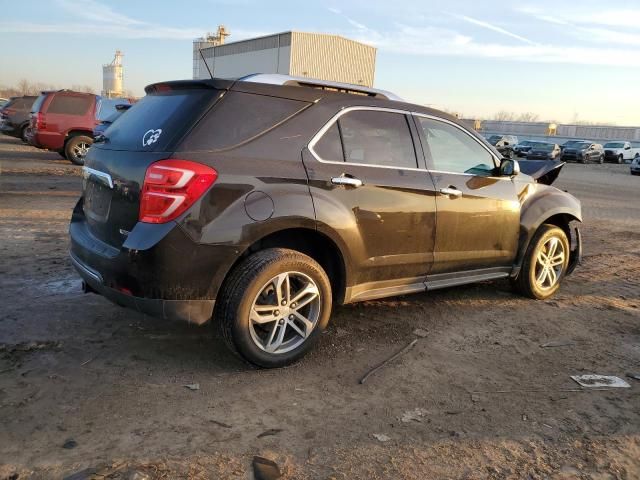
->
[500,158,520,176]
[504,141,510,146]
[625,145,631,150]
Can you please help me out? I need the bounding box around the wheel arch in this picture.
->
[223,227,349,305]
[513,189,582,277]
[65,129,94,142]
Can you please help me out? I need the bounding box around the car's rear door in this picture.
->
[413,114,521,277]
[304,106,437,299]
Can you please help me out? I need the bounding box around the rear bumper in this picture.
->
[69,199,240,325]
[70,251,215,324]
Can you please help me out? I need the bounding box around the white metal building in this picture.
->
[193,31,377,87]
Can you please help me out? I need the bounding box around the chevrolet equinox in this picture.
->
[70,74,582,367]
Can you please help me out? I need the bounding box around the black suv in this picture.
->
[70,75,582,367]
[0,96,37,141]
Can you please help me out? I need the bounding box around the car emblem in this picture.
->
[142,129,162,147]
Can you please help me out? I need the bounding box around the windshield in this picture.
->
[519,140,534,146]
[604,142,625,148]
[537,144,555,152]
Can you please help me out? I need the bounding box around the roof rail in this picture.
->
[238,73,404,101]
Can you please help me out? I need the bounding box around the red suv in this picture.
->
[28,90,131,165]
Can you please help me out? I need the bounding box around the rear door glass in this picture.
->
[101,89,221,152]
[179,91,309,151]
[338,110,417,169]
[47,95,93,115]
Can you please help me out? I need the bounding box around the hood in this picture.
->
[518,159,565,185]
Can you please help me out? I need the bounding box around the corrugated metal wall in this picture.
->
[194,31,377,86]
[465,119,640,141]
[290,33,376,87]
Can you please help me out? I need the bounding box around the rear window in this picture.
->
[101,89,220,152]
[178,91,308,151]
[47,94,93,115]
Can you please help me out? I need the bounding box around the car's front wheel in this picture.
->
[514,224,570,300]
[618,154,624,164]
[216,248,332,368]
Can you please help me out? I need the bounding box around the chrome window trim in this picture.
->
[307,106,425,172]
[82,166,114,189]
[307,106,502,175]
[412,112,501,167]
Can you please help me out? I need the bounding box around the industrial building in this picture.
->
[463,119,640,143]
[193,26,376,87]
[102,50,124,98]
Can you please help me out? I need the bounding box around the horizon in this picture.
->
[1,0,639,126]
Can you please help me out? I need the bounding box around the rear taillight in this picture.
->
[139,159,217,224]
[34,112,46,129]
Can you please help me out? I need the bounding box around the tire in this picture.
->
[216,248,332,368]
[618,154,623,164]
[20,125,29,143]
[513,224,570,300]
[598,154,604,164]
[65,135,93,165]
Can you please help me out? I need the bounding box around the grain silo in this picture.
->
[193,30,376,87]
[102,50,124,98]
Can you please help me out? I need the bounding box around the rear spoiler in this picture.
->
[145,79,235,94]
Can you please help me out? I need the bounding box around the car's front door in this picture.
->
[414,115,521,276]
[304,107,437,299]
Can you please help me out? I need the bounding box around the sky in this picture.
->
[1,0,639,125]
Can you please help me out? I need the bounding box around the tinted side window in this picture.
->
[417,117,495,176]
[31,94,47,113]
[338,110,417,168]
[313,123,344,162]
[47,95,93,115]
[180,91,308,151]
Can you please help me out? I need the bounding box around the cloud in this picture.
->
[452,14,537,45]
[345,21,640,68]
[0,0,216,40]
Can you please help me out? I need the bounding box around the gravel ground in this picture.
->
[0,135,639,479]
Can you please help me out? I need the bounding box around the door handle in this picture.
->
[331,176,363,187]
[440,187,462,198]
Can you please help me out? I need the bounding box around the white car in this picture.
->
[603,141,640,164]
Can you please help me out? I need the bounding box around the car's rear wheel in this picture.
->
[514,224,570,300]
[65,135,92,165]
[216,248,332,368]
[20,125,29,143]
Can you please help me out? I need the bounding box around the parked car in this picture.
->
[603,141,640,164]
[513,140,537,157]
[0,98,9,108]
[560,140,587,153]
[0,96,37,141]
[27,90,131,165]
[526,143,562,160]
[561,142,604,163]
[93,103,131,138]
[630,156,640,176]
[486,134,518,158]
[70,74,582,368]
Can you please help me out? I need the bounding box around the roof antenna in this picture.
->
[199,48,214,80]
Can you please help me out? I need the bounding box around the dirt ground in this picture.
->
[0,134,639,479]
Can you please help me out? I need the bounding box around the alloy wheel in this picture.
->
[248,271,321,354]
[534,237,566,290]
[73,141,90,161]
